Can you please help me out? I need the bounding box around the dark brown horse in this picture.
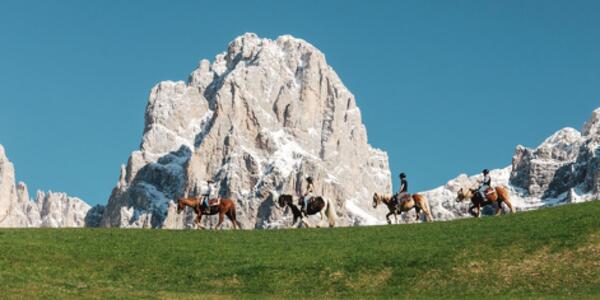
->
[176,197,242,229]
[456,186,515,217]
[277,194,336,228]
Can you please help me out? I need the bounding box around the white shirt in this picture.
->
[203,183,216,198]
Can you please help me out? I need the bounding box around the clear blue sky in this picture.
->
[1,1,598,205]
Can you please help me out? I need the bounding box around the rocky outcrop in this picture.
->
[510,128,584,197]
[511,108,600,200]
[100,33,392,229]
[0,144,92,228]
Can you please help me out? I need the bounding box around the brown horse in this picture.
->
[277,194,336,228]
[372,192,433,224]
[176,197,242,229]
[456,186,516,217]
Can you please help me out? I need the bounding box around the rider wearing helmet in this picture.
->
[397,172,409,205]
[478,169,491,201]
[302,176,314,215]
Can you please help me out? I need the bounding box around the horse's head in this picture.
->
[278,194,292,208]
[456,188,472,202]
[372,193,382,208]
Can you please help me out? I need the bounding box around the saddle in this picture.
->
[393,193,411,206]
[207,198,221,207]
[484,188,496,196]
[300,197,315,206]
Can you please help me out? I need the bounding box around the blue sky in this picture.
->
[1,1,598,205]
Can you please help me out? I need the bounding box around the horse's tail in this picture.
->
[496,186,515,213]
[325,198,336,227]
[414,194,433,222]
[227,199,243,230]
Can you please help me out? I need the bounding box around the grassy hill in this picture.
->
[1,201,599,299]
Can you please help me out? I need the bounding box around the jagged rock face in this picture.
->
[511,109,600,199]
[35,191,91,227]
[100,33,392,229]
[510,128,584,197]
[0,145,18,223]
[0,144,91,228]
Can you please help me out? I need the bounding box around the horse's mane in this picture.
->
[178,197,200,206]
[280,194,294,201]
[375,192,393,202]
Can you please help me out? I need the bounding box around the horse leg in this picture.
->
[386,212,392,225]
[301,218,310,228]
[495,200,503,216]
[394,213,398,224]
[230,206,242,229]
[476,203,481,218]
[468,205,476,217]
[216,211,225,230]
[503,197,515,213]
[226,210,236,229]
[414,206,421,222]
[195,213,205,230]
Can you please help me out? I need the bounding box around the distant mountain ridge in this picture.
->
[0,145,90,227]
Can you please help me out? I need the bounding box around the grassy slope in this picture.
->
[0,201,599,299]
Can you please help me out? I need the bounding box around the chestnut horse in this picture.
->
[176,197,242,229]
[456,186,516,217]
[372,192,433,224]
[277,194,336,228]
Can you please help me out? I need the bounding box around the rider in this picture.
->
[397,172,409,205]
[302,176,314,216]
[201,180,216,214]
[478,169,491,200]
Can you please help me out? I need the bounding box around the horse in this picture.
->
[176,197,242,229]
[277,194,336,228]
[456,186,516,218]
[372,192,433,224]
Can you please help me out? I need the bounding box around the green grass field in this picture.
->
[1,201,599,299]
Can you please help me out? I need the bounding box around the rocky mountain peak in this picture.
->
[510,108,600,198]
[582,108,600,137]
[0,144,91,227]
[100,33,391,229]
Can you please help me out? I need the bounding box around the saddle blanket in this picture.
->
[207,198,221,206]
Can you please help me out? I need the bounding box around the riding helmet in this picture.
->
[306,176,313,183]
[482,169,489,175]
[399,172,406,179]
